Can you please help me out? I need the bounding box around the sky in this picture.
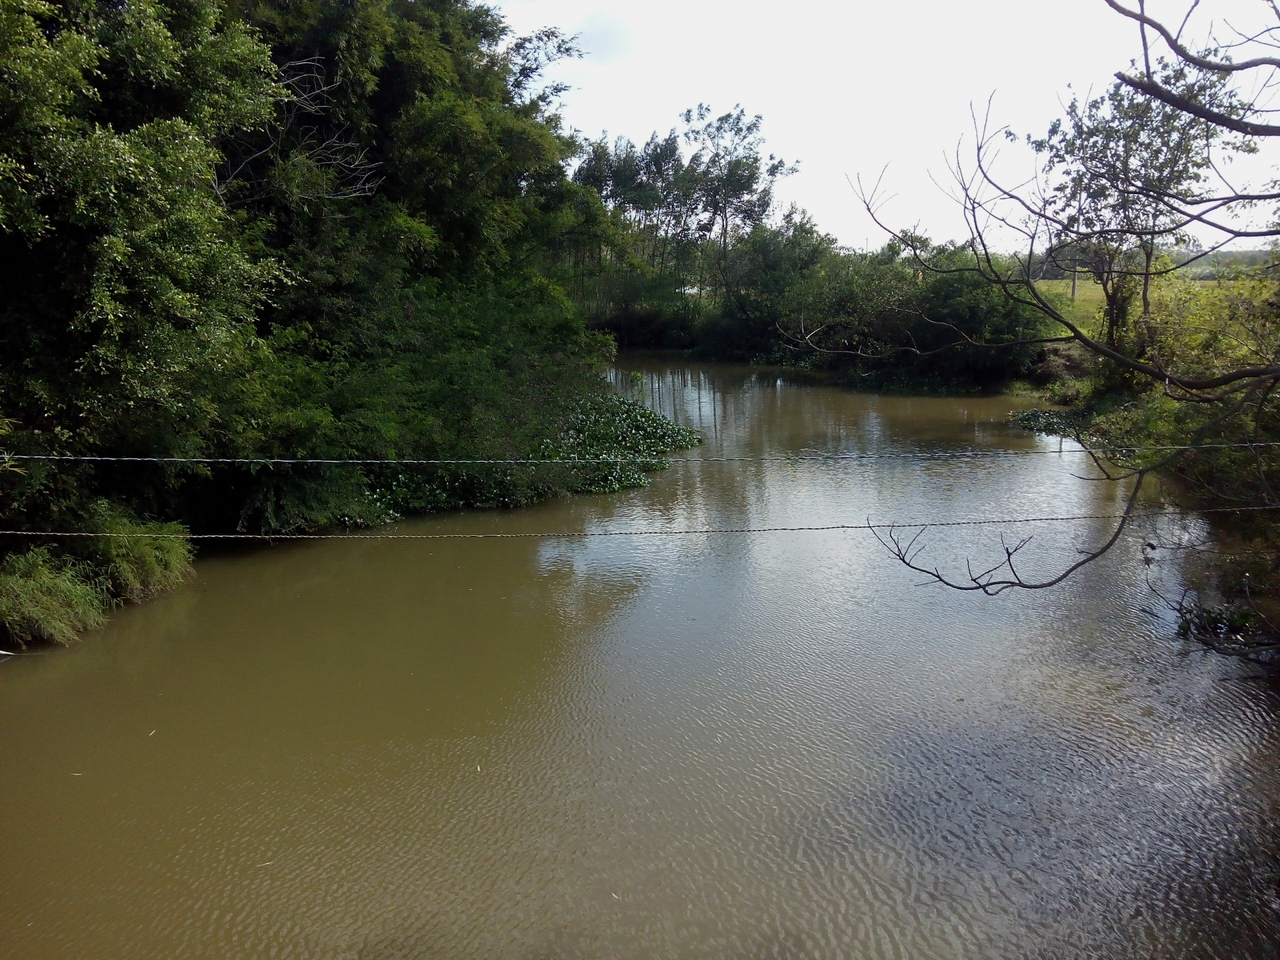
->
[493,0,1276,249]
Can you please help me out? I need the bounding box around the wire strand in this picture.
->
[3,442,1280,466]
[1,505,1274,540]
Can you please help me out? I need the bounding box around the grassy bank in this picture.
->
[0,505,196,646]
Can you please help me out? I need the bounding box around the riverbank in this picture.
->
[0,393,699,647]
[0,331,1085,651]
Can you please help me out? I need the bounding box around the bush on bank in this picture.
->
[0,399,698,646]
[0,548,108,645]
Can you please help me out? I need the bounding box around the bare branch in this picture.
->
[1104,0,1280,72]
[1116,71,1280,136]
[872,473,1145,594]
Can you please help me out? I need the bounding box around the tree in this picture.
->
[775,237,1051,387]
[568,105,795,346]
[858,0,1280,607]
[1028,61,1235,348]
[682,106,790,248]
[0,0,281,524]
[1,0,703,642]
[681,104,795,304]
[570,129,705,337]
[706,207,843,359]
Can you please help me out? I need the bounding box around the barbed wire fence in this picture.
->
[0,444,1276,539]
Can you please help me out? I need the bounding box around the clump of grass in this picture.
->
[80,502,193,601]
[0,548,110,646]
[0,502,194,646]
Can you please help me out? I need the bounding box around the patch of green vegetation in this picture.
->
[1,0,711,646]
[1036,278,1106,326]
[1179,600,1259,642]
[1009,408,1091,436]
[0,505,195,645]
[371,389,701,515]
[1175,598,1277,659]
[79,503,193,602]
[546,392,702,494]
[574,130,1052,391]
[0,548,109,646]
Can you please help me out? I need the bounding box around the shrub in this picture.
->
[80,503,193,602]
[0,549,110,646]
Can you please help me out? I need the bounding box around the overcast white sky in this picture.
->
[493,0,1275,249]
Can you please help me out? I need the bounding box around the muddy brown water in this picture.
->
[2,362,1279,959]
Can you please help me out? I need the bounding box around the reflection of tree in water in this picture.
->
[608,361,1152,588]
[538,542,643,606]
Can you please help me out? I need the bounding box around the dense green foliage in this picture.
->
[566,106,793,351]
[1027,61,1234,347]
[0,0,697,643]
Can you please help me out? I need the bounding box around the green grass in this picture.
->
[80,503,193,602]
[0,503,194,646]
[1036,278,1105,326]
[0,548,110,646]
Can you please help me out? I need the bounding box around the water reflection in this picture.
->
[1,361,1278,958]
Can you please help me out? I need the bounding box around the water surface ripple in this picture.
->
[2,362,1279,958]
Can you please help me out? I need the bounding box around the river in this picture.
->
[2,361,1278,958]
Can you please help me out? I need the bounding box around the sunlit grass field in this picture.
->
[1036,278,1105,325]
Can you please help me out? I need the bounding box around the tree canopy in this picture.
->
[0,0,697,642]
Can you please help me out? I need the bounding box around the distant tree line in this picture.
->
[561,109,1052,390]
